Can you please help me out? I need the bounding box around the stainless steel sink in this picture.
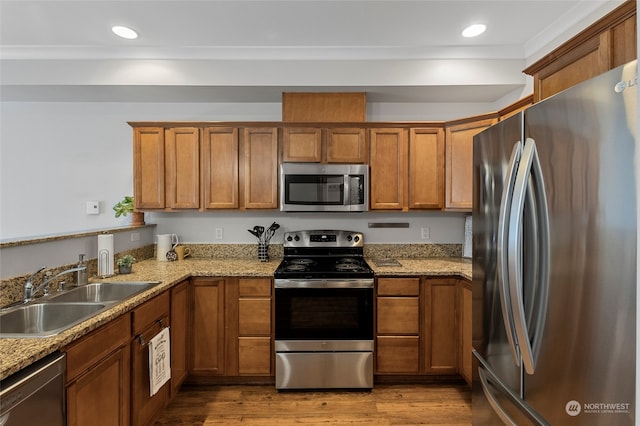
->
[0,281,161,338]
[46,281,160,303]
[0,302,109,338]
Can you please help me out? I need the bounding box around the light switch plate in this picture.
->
[86,201,100,215]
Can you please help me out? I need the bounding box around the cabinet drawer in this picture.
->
[239,278,272,297]
[377,278,420,296]
[376,336,420,374]
[377,297,419,334]
[239,337,272,375]
[239,298,271,336]
[65,314,131,382]
[132,291,170,334]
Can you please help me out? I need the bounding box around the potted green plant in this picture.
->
[113,196,145,226]
[116,254,136,274]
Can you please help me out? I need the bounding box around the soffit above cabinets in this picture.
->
[0,1,626,103]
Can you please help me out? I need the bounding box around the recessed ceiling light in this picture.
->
[462,24,486,38]
[112,25,138,40]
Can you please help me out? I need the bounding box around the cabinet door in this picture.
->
[202,127,239,209]
[131,317,170,426]
[424,278,458,374]
[165,127,200,209]
[282,127,322,162]
[66,345,130,426]
[134,127,165,209]
[191,278,226,375]
[369,128,407,210]
[445,118,497,211]
[326,128,367,163]
[459,279,473,385]
[409,127,444,209]
[170,280,190,397]
[243,128,279,209]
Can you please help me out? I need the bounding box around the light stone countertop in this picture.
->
[0,256,471,381]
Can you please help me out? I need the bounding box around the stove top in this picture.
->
[274,230,374,279]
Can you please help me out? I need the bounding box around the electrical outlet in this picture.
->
[86,201,100,215]
[421,227,430,240]
[215,228,223,240]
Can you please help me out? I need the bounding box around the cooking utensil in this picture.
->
[263,222,280,243]
[247,229,261,239]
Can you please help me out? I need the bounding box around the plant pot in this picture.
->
[118,265,132,274]
[130,211,145,226]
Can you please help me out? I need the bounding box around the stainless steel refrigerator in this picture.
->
[472,60,637,425]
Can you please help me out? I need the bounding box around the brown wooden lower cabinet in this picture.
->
[459,279,473,385]
[237,278,273,376]
[375,276,461,378]
[131,292,171,426]
[65,314,131,426]
[170,279,190,397]
[191,278,226,376]
[424,278,458,374]
[375,277,421,374]
[190,277,274,378]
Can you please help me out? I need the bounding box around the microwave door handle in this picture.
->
[343,175,350,205]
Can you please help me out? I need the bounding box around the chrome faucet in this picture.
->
[23,265,88,302]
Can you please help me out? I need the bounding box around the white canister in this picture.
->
[156,234,179,261]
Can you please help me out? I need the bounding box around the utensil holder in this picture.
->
[257,242,269,262]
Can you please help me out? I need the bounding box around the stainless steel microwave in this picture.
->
[279,163,369,212]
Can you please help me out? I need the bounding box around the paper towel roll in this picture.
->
[98,234,114,276]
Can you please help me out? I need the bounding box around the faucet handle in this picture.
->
[26,266,46,285]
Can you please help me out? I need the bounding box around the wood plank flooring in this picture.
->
[154,384,471,425]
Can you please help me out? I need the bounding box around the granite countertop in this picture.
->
[0,256,470,381]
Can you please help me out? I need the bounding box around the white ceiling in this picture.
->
[0,0,627,103]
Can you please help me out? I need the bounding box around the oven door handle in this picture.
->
[274,279,374,289]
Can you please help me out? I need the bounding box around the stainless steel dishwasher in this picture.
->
[0,353,66,426]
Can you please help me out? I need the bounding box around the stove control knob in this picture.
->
[347,235,353,241]
[286,236,293,242]
[354,235,360,243]
[294,235,300,241]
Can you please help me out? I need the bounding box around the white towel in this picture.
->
[148,327,171,396]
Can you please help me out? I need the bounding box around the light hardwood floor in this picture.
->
[154,384,471,425]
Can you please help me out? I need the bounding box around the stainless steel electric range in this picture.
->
[274,230,374,390]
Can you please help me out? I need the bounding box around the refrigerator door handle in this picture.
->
[497,141,522,364]
[477,367,518,426]
[474,350,550,426]
[507,137,550,375]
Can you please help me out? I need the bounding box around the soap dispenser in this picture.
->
[77,253,88,285]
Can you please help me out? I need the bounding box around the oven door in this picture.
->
[274,280,374,341]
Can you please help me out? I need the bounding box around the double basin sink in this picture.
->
[0,281,161,338]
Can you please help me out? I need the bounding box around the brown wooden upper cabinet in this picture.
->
[370,127,445,211]
[282,127,367,163]
[133,125,279,211]
[242,128,279,209]
[133,126,200,210]
[524,1,636,102]
[445,116,498,211]
[369,128,407,210]
[202,127,239,209]
[409,127,445,209]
